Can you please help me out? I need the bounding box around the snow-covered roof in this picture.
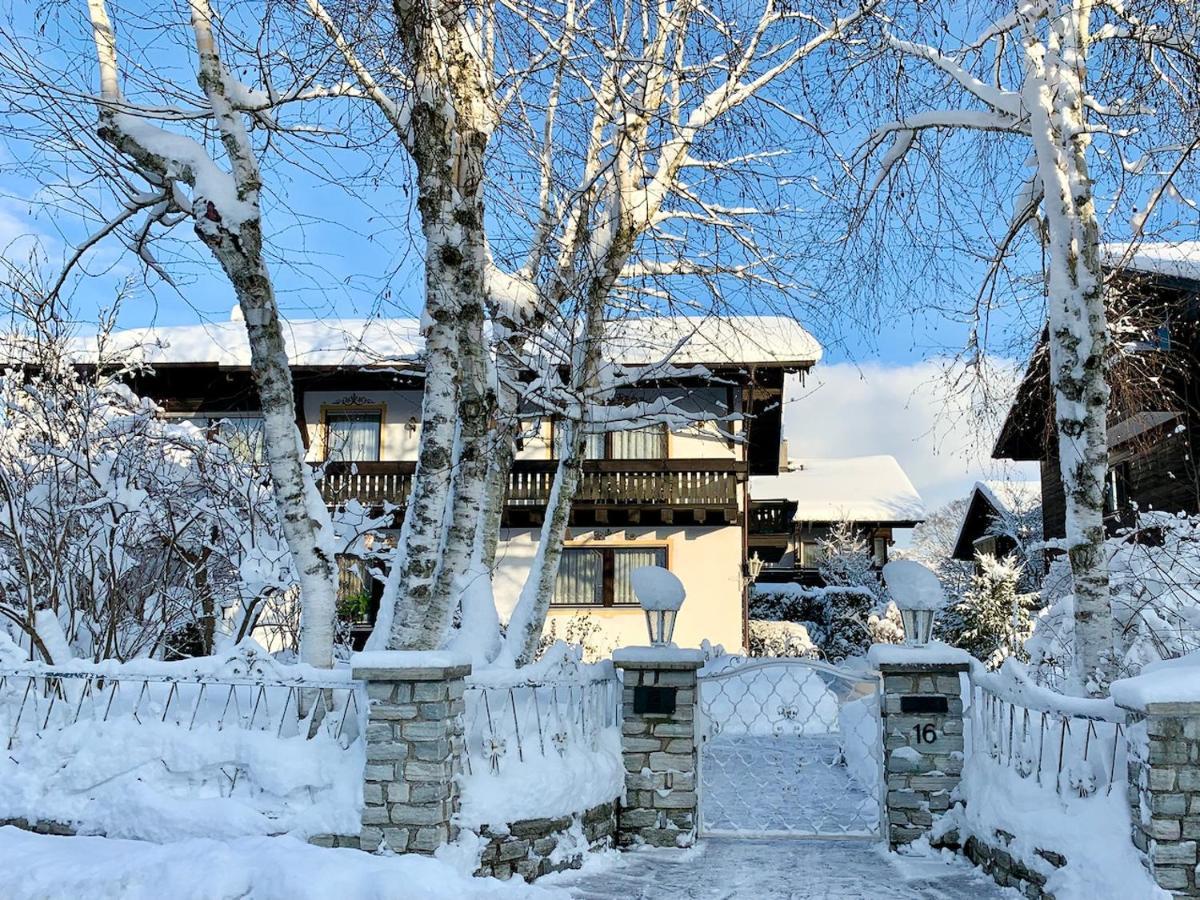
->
[71,313,821,370]
[750,456,925,524]
[974,480,1041,518]
[950,479,1042,561]
[1101,241,1200,284]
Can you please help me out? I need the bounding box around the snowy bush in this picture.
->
[748,619,818,658]
[0,332,383,663]
[1028,512,1200,688]
[749,524,897,661]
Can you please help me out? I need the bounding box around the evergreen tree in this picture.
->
[955,554,1039,667]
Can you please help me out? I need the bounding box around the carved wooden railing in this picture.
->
[318,459,742,509]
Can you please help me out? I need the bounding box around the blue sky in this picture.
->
[0,0,1131,522]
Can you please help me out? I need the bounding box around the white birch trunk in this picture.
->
[88,0,341,667]
[381,0,493,650]
[1021,3,1114,691]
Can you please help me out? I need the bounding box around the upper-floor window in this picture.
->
[799,540,826,569]
[556,425,668,460]
[551,546,668,607]
[173,413,265,463]
[1104,461,1131,517]
[325,410,382,462]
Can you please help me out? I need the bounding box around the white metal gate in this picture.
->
[697,656,884,839]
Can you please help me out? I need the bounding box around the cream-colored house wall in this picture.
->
[298,388,740,463]
[301,390,423,461]
[492,526,744,658]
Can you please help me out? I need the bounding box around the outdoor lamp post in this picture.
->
[882,559,945,647]
[631,565,686,646]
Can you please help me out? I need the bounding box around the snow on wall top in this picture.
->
[1101,241,1200,283]
[70,314,822,370]
[750,455,925,524]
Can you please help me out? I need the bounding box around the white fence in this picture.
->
[970,664,1127,800]
[462,673,621,776]
[0,656,365,840]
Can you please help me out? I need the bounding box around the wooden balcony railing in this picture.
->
[317,459,742,510]
[319,462,416,506]
[749,501,794,534]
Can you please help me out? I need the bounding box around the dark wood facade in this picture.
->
[994,268,1200,539]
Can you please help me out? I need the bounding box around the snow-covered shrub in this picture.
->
[0,328,385,663]
[750,582,891,662]
[951,554,1040,669]
[1028,512,1200,688]
[867,601,905,645]
[748,619,818,658]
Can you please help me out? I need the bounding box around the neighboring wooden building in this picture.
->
[951,481,1042,570]
[993,245,1200,540]
[81,313,820,653]
[747,455,925,586]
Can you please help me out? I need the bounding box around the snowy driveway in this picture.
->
[553,839,1015,899]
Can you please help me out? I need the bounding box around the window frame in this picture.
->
[550,544,670,608]
[550,420,670,461]
[321,404,385,462]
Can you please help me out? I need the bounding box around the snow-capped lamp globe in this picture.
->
[882,559,945,647]
[631,565,686,647]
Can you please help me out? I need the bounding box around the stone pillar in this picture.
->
[869,644,971,849]
[612,647,703,848]
[350,651,470,855]
[1115,696,1200,896]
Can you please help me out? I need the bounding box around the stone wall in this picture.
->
[1125,713,1200,895]
[873,652,969,848]
[613,649,703,848]
[933,828,1062,900]
[474,801,617,881]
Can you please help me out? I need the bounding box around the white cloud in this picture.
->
[782,359,1039,520]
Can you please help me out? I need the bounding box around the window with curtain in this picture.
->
[552,548,603,606]
[326,411,382,461]
[552,424,606,460]
[609,426,667,459]
[551,546,668,606]
[612,547,667,605]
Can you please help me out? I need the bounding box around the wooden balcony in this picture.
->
[749,501,795,535]
[318,459,743,527]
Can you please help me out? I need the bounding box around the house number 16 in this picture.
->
[912,724,938,744]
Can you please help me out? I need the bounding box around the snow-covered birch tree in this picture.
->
[493,0,882,664]
[858,0,1200,693]
[302,0,498,655]
[0,0,347,666]
[300,0,878,662]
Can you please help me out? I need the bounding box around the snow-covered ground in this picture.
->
[0,828,555,900]
[0,829,1016,899]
